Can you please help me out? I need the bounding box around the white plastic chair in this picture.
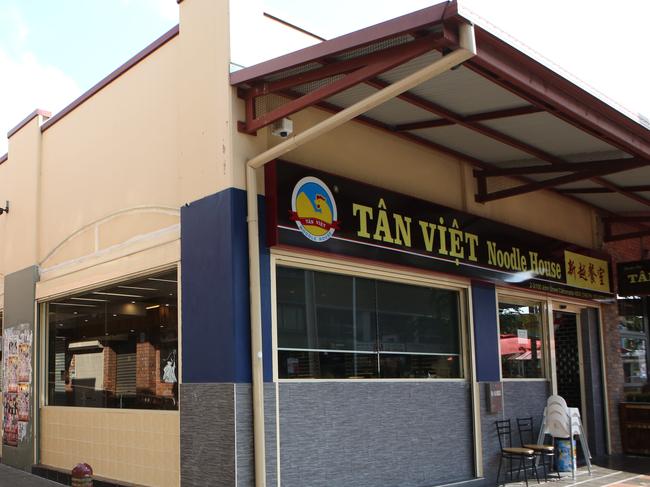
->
[537,395,591,478]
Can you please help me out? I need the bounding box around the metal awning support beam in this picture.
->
[559,185,650,194]
[604,227,650,242]
[238,32,449,134]
[244,22,477,487]
[475,158,647,203]
[603,215,650,223]
[474,158,646,178]
[393,105,543,131]
[368,74,650,208]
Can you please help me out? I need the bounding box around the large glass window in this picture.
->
[276,266,463,379]
[619,297,649,389]
[499,299,545,379]
[46,269,178,410]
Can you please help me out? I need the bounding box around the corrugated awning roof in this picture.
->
[231,1,650,242]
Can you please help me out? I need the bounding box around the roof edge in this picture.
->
[230,1,453,85]
[451,6,650,151]
[41,25,179,133]
[7,109,51,139]
[461,24,650,158]
[0,153,7,165]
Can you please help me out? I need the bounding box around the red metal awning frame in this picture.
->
[231,1,650,238]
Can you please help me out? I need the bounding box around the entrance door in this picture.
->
[553,311,584,414]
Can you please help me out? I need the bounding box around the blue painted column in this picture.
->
[179,188,274,487]
[471,281,500,382]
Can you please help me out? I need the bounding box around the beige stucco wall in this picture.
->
[40,407,179,487]
[233,104,598,249]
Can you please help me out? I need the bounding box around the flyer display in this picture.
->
[3,325,32,447]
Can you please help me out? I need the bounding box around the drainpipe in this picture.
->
[246,21,476,487]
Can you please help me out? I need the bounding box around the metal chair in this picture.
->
[517,417,558,482]
[495,419,539,487]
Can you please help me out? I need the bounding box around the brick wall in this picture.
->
[136,340,157,394]
[603,231,649,453]
[103,346,117,394]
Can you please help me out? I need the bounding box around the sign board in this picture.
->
[265,161,612,299]
[618,260,650,296]
[486,382,503,414]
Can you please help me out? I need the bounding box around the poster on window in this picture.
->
[3,324,32,447]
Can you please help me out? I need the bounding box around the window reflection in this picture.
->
[499,301,545,379]
[46,270,178,410]
[619,297,649,389]
[277,267,463,379]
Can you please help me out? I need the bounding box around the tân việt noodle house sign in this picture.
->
[265,161,612,300]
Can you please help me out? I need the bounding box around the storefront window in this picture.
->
[498,299,545,379]
[277,266,463,379]
[619,297,649,389]
[46,269,178,410]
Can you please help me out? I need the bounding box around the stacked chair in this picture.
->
[495,394,592,485]
[537,395,591,479]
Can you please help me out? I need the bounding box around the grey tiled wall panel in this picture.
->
[480,381,550,485]
[181,383,236,487]
[235,383,278,487]
[277,381,474,487]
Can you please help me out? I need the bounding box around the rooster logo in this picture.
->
[290,177,338,242]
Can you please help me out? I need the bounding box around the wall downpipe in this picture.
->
[245,21,476,487]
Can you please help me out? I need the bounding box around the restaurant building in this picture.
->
[1,1,649,486]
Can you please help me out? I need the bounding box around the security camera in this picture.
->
[271,118,293,138]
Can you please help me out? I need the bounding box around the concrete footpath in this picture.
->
[0,464,60,487]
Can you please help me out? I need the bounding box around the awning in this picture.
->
[231,1,650,242]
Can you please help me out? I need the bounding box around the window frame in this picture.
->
[496,293,550,381]
[618,296,650,389]
[271,251,470,383]
[39,264,180,410]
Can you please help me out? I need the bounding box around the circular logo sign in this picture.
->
[290,176,339,242]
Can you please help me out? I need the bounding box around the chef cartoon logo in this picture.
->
[290,176,339,242]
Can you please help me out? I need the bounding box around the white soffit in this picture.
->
[398,65,530,116]
[574,193,650,213]
[412,125,531,163]
[600,166,650,186]
[324,84,438,125]
[481,111,624,159]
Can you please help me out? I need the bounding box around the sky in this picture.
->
[1,0,649,155]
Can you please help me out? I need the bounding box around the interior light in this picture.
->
[84,319,88,323]
[52,302,96,308]
[71,297,108,302]
[112,314,117,317]
[131,301,136,304]
[93,292,143,298]
[148,278,177,283]
[146,305,160,310]
[118,285,158,291]
[160,325,165,328]
[165,304,169,307]
[73,312,78,315]
[130,329,135,333]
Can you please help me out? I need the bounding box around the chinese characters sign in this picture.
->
[564,250,610,294]
[266,161,613,299]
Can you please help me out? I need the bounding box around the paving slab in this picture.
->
[0,464,60,487]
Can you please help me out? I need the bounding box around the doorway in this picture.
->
[553,311,584,414]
